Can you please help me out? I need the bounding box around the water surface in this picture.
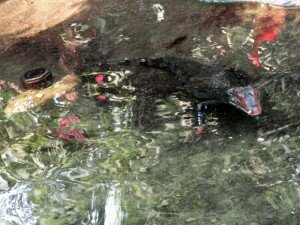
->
[0,1,299,224]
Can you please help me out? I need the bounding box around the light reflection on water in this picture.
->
[104,184,124,225]
[0,183,36,225]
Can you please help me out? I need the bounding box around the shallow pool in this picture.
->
[0,1,299,224]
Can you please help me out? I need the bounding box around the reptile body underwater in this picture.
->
[82,57,262,121]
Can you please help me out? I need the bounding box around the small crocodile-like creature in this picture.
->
[86,57,262,118]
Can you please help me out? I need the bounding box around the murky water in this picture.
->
[0,1,299,225]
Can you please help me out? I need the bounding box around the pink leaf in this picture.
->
[58,133,71,141]
[68,114,80,123]
[196,128,205,136]
[96,95,106,101]
[68,128,85,140]
[59,117,69,128]
[95,74,106,83]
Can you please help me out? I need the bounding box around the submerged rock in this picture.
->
[4,74,79,116]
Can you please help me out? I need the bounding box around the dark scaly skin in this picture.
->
[118,57,250,103]
[82,57,261,121]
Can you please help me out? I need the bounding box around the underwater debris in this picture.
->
[4,74,79,116]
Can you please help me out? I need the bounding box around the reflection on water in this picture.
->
[0,183,36,225]
[0,0,299,224]
[104,184,124,225]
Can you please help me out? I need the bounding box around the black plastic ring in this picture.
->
[21,68,54,90]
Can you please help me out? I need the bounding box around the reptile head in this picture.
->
[227,86,262,117]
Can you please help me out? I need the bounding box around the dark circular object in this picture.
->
[21,68,54,90]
